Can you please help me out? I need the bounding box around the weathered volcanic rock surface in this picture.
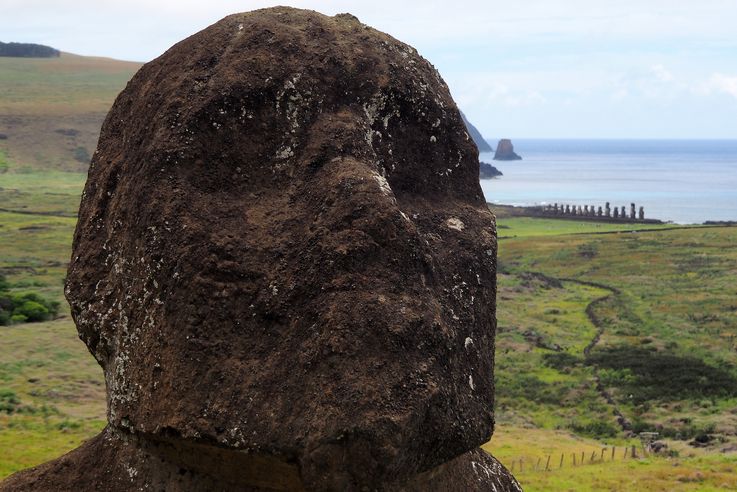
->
[493,139,522,161]
[2,7,519,491]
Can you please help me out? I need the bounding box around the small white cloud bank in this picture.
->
[706,73,737,100]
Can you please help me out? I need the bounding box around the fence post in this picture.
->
[545,455,551,471]
[590,450,596,463]
[581,451,585,465]
[611,447,615,461]
[600,448,605,461]
[623,447,628,459]
[536,457,541,471]
[572,453,577,466]
[559,453,564,469]
[632,445,637,459]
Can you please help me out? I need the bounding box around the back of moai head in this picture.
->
[63,7,515,490]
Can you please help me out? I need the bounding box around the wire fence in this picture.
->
[508,444,652,473]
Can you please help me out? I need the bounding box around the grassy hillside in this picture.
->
[2,182,736,488]
[0,53,140,172]
[1,51,736,489]
[0,54,132,476]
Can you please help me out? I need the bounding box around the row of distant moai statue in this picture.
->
[543,202,645,220]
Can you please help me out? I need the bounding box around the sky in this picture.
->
[2,0,737,139]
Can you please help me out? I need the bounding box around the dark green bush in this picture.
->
[542,352,582,370]
[0,275,60,325]
[13,300,49,322]
[497,374,569,405]
[631,419,715,441]
[0,389,20,414]
[570,420,619,439]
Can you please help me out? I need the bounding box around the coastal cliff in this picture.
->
[460,111,493,152]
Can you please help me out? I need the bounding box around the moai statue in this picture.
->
[565,204,570,214]
[583,205,589,215]
[621,206,626,219]
[554,203,559,214]
[597,206,603,217]
[605,202,611,217]
[639,206,644,220]
[0,7,520,492]
[589,205,595,216]
[578,205,583,216]
[630,203,636,219]
[613,207,619,218]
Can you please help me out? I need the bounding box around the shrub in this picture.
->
[570,420,619,439]
[13,300,49,322]
[0,389,20,414]
[542,352,582,370]
[72,146,91,164]
[577,242,598,259]
[0,274,9,291]
[0,276,60,325]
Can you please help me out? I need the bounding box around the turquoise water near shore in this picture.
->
[479,139,737,224]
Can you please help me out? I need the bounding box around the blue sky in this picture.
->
[2,0,737,138]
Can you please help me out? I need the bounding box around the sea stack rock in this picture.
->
[1,7,518,492]
[493,139,522,161]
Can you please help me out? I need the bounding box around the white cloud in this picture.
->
[651,64,674,83]
[706,73,737,100]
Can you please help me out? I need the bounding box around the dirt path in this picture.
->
[540,274,633,432]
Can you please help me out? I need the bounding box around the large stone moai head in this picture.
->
[65,7,498,489]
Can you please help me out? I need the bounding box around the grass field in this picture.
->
[1,52,736,489]
[485,209,737,490]
[2,170,736,487]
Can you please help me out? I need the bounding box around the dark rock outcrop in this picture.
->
[0,42,60,58]
[460,111,493,152]
[493,139,522,161]
[1,7,518,491]
[479,161,503,179]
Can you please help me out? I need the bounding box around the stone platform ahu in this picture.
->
[543,202,652,222]
[1,7,519,492]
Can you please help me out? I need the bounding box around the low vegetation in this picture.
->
[489,209,737,489]
[1,139,736,488]
[0,272,60,325]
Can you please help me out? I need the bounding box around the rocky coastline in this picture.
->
[479,161,503,179]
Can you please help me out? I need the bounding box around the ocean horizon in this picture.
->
[479,139,737,224]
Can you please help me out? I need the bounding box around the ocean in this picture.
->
[479,139,737,224]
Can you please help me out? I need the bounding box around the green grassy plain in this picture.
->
[496,216,683,238]
[485,213,737,490]
[2,179,735,488]
[1,52,736,490]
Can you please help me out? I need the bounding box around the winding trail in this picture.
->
[561,277,633,432]
[528,273,633,432]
